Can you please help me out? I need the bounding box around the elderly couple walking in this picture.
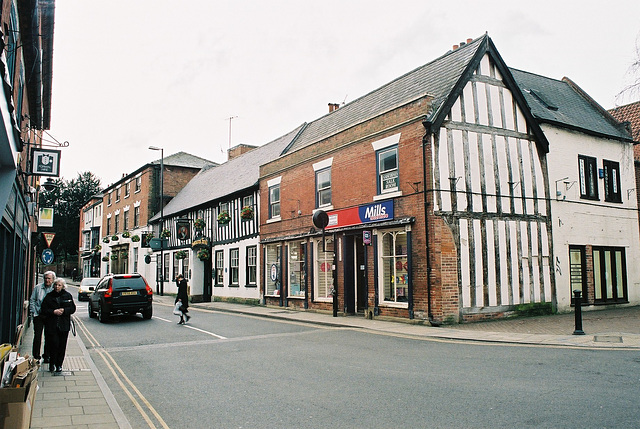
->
[29,271,76,373]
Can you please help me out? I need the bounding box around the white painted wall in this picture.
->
[545,124,640,310]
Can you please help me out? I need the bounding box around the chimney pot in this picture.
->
[466,38,472,43]
[452,44,459,50]
[328,103,340,113]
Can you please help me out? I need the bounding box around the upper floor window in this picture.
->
[603,160,621,203]
[108,192,112,206]
[114,213,120,233]
[123,210,129,231]
[134,206,140,228]
[316,168,332,208]
[377,146,399,194]
[578,155,598,200]
[125,182,130,198]
[115,187,121,202]
[135,176,142,192]
[243,195,253,208]
[269,185,280,219]
[106,218,111,235]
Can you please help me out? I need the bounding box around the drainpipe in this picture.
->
[422,121,440,327]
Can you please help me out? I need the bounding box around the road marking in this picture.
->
[154,316,227,339]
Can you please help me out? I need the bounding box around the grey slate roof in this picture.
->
[149,151,216,169]
[153,125,305,220]
[284,36,485,153]
[509,69,632,141]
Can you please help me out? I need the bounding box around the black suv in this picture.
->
[89,274,153,322]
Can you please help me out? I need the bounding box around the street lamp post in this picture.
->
[149,146,164,295]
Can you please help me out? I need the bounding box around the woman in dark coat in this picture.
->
[175,274,190,324]
[41,278,76,373]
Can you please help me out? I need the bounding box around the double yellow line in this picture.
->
[74,316,170,429]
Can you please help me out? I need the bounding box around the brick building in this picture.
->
[78,194,103,278]
[98,152,214,286]
[258,35,639,323]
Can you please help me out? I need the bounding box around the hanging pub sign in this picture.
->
[141,232,154,248]
[176,220,190,241]
[326,200,394,230]
[31,148,61,177]
[191,236,210,249]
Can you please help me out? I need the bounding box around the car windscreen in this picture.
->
[112,277,147,290]
[82,278,100,286]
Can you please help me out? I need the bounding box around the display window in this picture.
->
[378,229,408,304]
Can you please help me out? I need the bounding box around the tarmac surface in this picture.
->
[17,278,640,428]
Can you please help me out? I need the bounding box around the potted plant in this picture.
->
[111,235,119,241]
[122,230,130,238]
[161,229,171,239]
[241,205,254,220]
[131,234,140,242]
[102,256,109,262]
[194,218,205,230]
[197,248,210,261]
[175,250,187,260]
[103,236,110,243]
[217,211,231,225]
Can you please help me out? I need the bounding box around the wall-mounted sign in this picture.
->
[38,208,54,227]
[141,233,154,248]
[363,230,372,245]
[326,200,394,230]
[31,148,61,177]
[176,220,190,240]
[191,236,210,249]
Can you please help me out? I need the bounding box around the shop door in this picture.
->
[355,234,367,312]
[203,257,212,302]
[344,235,367,314]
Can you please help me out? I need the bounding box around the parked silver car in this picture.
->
[77,277,100,301]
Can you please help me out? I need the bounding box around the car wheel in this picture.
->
[142,306,153,320]
[98,303,109,323]
[88,302,96,318]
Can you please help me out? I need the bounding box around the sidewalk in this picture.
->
[17,279,640,428]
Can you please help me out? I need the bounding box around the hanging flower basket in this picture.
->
[110,254,118,261]
[161,229,171,239]
[121,251,128,259]
[176,250,187,260]
[131,234,140,242]
[194,218,205,230]
[217,211,231,225]
[241,206,254,220]
[103,237,110,243]
[102,256,109,262]
[122,230,130,238]
[197,248,210,261]
[94,244,102,252]
[111,235,119,241]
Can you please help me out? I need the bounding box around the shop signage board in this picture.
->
[326,200,393,230]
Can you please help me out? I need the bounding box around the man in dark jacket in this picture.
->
[175,274,190,324]
[41,278,76,373]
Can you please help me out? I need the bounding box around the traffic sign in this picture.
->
[41,249,54,265]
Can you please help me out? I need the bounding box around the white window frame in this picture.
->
[313,237,334,302]
[377,228,409,308]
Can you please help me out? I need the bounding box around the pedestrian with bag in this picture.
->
[41,278,76,373]
[175,274,190,324]
[29,271,55,363]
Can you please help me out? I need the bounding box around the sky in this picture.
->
[48,0,640,188]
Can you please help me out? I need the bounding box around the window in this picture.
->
[219,202,229,224]
[288,241,305,297]
[230,248,239,286]
[116,187,121,202]
[316,168,332,207]
[163,253,170,282]
[377,147,399,194]
[243,195,253,209]
[578,155,598,200]
[123,210,129,231]
[269,185,280,219]
[603,160,621,203]
[265,244,281,295]
[593,247,627,304]
[106,218,111,235]
[83,232,91,249]
[183,252,189,279]
[246,246,257,286]
[215,250,224,286]
[114,214,120,233]
[379,229,408,303]
[135,176,142,192]
[133,247,138,273]
[125,182,130,198]
[569,246,587,305]
[134,206,140,228]
[108,192,112,206]
[314,238,334,300]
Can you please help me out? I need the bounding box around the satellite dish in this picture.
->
[312,210,329,229]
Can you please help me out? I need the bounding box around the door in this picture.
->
[355,234,367,312]
[344,234,367,314]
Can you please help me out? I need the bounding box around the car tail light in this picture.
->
[145,283,153,296]
[104,281,113,298]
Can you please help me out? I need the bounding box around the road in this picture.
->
[70,289,640,429]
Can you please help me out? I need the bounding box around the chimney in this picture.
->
[452,44,459,51]
[328,103,340,113]
[228,144,258,161]
[466,38,472,44]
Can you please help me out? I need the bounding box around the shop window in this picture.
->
[265,244,281,295]
[215,250,224,286]
[230,248,239,286]
[314,237,334,301]
[603,160,621,203]
[578,155,598,200]
[288,241,305,297]
[316,168,332,208]
[593,247,627,304]
[269,185,280,219]
[246,246,257,286]
[379,229,408,303]
[377,146,399,194]
[569,245,587,305]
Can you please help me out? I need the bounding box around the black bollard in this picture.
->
[573,290,585,335]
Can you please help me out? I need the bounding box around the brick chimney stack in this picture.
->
[328,103,340,113]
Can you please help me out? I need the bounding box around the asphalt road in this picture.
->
[71,291,640,429]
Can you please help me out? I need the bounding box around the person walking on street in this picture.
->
[29,271,55,363]
[41,278,76,373]
[175,274,190,324]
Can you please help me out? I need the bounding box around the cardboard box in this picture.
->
[0,376,38,429]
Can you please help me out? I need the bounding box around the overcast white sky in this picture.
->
[48,0,640,187]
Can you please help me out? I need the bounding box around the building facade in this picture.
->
[78,195,103,278]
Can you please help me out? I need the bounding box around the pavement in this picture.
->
[16,278,640,428]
